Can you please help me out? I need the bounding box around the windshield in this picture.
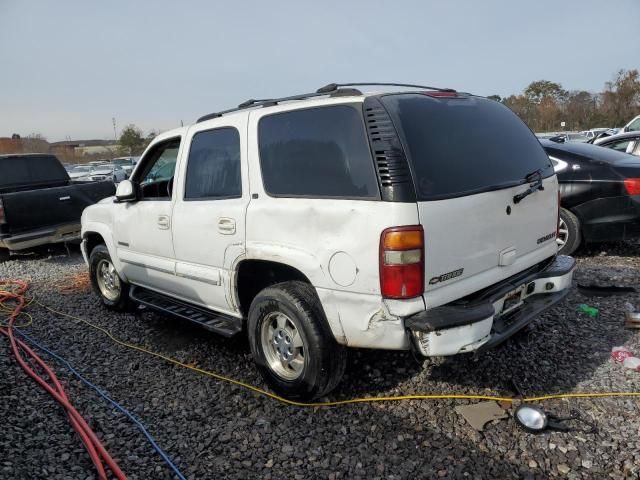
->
[380,94,554,201]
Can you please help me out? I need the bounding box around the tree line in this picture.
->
[489,69,640,133]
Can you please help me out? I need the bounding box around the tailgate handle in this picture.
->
[499,247,517,266]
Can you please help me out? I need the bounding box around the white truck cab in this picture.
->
[81,83,575,400]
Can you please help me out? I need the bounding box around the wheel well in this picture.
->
[84,232,105,256]
[236,260,311,316]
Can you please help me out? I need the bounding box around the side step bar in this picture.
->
[130,286,242,338]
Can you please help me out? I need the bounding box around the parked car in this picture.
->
[112,157,137,177]
[68,165,95,179]
[581,128,610,140]
[547,132,589,143]
[594,131,640,156]
[82,83,575,399]
[0,154,115,261]
[622,114,640,133]
[82,165,127,183]
[542,140,640,254]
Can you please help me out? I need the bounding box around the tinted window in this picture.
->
[258,105,379,198]
[185,128,241,199]
[608,139,633,152]
[381,94,554,201]
[0,155,68,189]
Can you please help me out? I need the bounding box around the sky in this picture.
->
[1,0,638,141]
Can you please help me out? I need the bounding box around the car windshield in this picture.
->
[380,93,554,200]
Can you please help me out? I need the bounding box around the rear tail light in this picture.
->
[0,198,5,225]
[624,178,640,195]
[379,226,424,299]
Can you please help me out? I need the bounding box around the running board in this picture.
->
[130,286,242,337]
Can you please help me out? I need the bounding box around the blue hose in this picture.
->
[16,329,188,480]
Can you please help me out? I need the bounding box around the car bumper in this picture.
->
[576,195,640,243]
[0,223,82,251]
[405,255,575,356]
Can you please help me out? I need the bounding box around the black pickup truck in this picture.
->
[0,154,115,260]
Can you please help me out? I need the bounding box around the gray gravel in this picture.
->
[1,242,640,479]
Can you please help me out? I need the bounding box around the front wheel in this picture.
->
[557,208,581,255]
[89,244,134,311]
[248,281,346,401]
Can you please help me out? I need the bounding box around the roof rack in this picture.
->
[196,82,456,123]
[316,82,456,94]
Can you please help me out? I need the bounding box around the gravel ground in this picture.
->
[1,242,640,480]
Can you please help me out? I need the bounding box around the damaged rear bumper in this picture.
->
[405,255,575,356]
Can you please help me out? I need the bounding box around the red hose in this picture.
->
[0,280,127,480]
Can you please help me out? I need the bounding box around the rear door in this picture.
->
[380,94,558,307]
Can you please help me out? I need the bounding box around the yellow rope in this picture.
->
[28,299,640,407]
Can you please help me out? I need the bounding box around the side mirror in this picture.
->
[115,179,136,202]
[623,126,630,133]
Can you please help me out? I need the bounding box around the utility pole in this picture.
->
[112,117,117,142]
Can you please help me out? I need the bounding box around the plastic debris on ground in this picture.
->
[577,284,637,297]
[611,346,640,371]
[578,304,599,317]
[454,401,508,431]
[624,302,640,329]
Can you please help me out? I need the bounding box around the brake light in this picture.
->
[422,91,458,98]
[624,178,640,195]
[379,226,424,299]
[0,198,5,225]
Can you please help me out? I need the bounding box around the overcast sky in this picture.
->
[1,0,638,141]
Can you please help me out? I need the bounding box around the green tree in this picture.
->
[118,124,146,155]
[601,69,640,127]
[524,80,568,104]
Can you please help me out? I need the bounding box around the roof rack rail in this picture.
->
[197,87,364,123]
[197,82,454,123]
[316,82,456,94]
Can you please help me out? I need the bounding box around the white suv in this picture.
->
[81,83,575,400]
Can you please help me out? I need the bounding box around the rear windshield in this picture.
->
[0,155,68,189]
[381,94,554,201]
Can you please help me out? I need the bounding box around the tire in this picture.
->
[248,281,347,401]
[0,248,10,262]
[557,208,581,256]
[89,244,134,311]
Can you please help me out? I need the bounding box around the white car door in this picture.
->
[170,116,249,315]
[113,134,184,293]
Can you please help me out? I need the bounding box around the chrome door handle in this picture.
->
[157,215,170,230]
[218,217,236,235]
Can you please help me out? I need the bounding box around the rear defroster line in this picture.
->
[34,298,640,407]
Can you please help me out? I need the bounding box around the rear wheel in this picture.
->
[89,244,134,311]
[557,208,581,255]
[248,281,347,400]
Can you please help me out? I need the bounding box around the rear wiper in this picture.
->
[513,169,544,204]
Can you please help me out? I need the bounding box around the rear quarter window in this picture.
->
[381,94,554,201]
[258,105,380,199]
[0,155,68,188]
